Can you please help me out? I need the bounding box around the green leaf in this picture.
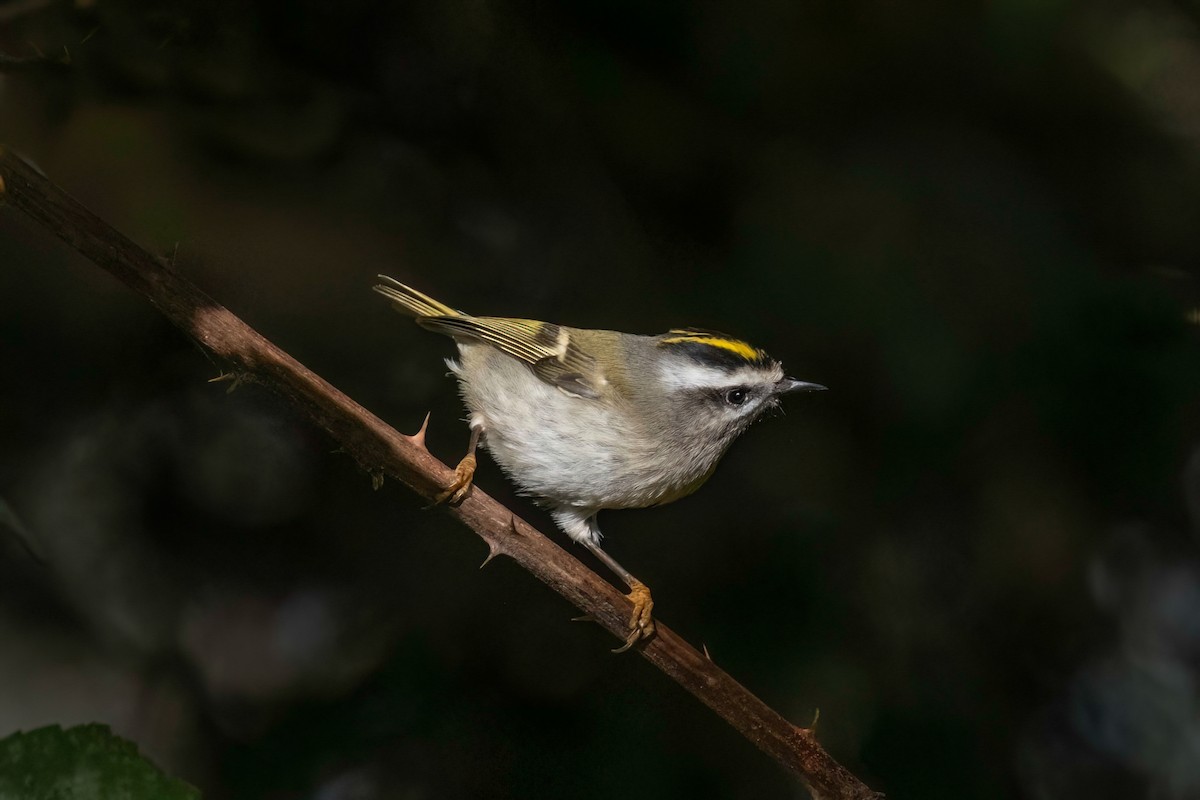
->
[0,724,200,800]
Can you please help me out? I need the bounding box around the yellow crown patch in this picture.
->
[659,329,769,365]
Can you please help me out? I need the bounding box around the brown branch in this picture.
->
[0,145,882,800]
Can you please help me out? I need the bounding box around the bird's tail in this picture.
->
[373,275,463,318]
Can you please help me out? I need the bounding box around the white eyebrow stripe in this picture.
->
[658,361,782,390]
[658,362,731,390]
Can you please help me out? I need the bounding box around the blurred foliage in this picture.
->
[2,0,1200,799]
[0,724,199,800]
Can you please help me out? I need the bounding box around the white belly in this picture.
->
[452,344,721,512]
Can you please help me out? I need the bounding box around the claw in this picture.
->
[611,579,655,653]
[427,452,475,508]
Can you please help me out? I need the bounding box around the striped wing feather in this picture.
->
[418,316,601,399]
[374,276,601,398]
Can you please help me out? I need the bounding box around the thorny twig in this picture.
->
[0,145,882,800]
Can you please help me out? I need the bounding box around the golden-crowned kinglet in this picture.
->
[374,276,825,651]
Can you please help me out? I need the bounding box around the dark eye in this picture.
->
[724,387,749,406]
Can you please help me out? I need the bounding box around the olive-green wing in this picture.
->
[373,276,462,317]
[417,315,601,399]
[373,275,601,398]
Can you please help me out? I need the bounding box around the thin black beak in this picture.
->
[776,378,828,394]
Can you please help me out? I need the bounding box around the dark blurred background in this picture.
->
[2,0,1200,798]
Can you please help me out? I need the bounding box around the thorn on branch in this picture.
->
[479,538,504,569]
[371,470,385,491]
[409,411,431,450]
[507,514,525,538]
[702,643,713,662]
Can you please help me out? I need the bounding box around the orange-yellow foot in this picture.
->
[612,579,655,653]
[434,453,476,505]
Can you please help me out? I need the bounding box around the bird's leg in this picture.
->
[580,536,655,652]
[434,422,482,505]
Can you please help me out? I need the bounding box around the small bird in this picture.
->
[374,276,825,651]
